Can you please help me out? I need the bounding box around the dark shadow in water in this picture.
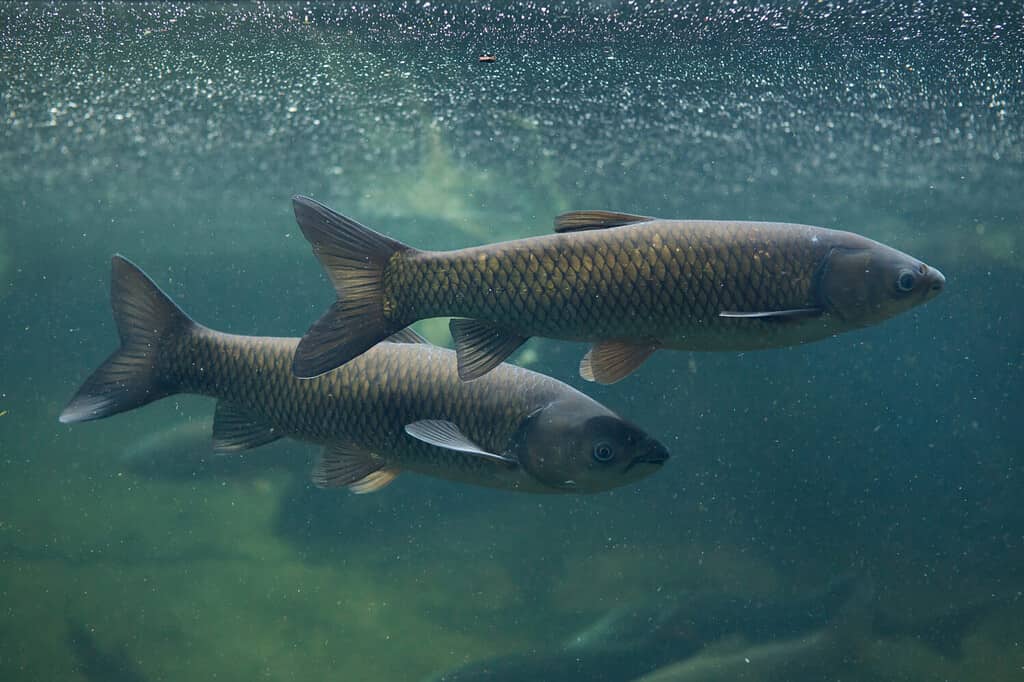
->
[117,417,310,482]
[426,575,1000,681]
[66,619,147,682]
[873,597,1004,659]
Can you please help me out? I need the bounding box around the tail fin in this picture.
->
[59,256,196,424]
[291,195,414,378]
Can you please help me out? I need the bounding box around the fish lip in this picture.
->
[624,444,670,472]
[925,266,946,298]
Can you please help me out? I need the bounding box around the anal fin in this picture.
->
[312,443,399,493]
[212,401,283,452]
[580,340,659,384]
[449,319,528,381]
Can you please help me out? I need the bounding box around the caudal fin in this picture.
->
[291,195,415,378]
[59,256,196,424]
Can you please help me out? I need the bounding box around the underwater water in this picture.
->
[1,1,1022,680]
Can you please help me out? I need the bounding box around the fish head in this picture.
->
[817,234,945,327]
[511,398,669,492]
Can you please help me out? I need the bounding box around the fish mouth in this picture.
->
[924,266,945,300]
[625,442,670,472]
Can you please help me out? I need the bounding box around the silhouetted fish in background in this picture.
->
[628,613,866,682]
[290,196,945,383]
[119,417,306,481]
[60,257,667,494]
[66,619,147,682]
[425,575,993,682]
[425,576,858,682]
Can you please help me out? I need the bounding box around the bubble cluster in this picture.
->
[1,1,1020,258]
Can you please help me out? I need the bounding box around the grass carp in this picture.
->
[59,257,668,494]
[290,197,945,383]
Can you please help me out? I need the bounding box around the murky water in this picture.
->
[1,2,1021,680]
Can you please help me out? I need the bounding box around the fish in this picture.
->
[627,628,856,682]
[427,574,991,682]
[289,196,945,383]
[119,417,307,481]
[628,582,874,682]
[58,256,668,494]
[424,576,859,682]
[66,618,148,682]
[119,417,215,477]
[871,597,997,659]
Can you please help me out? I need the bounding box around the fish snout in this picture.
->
[924,265,945,300]
[629,438,670,470]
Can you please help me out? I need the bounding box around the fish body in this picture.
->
[291,198,944,383]
[66,618,148,682]
[121,418,214,463]
[631,580,873,682]
[60,257,667,494]
[629,629,842,682]
[119,417,308,481]
[394,221,838,349]
[426,649,657,682]
[423,576,858,682]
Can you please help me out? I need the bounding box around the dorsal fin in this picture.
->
[554,210,653,233]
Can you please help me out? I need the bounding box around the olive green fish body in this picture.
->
[290,198,944,383]
[61,256,668,494]
[387,220,842,349]
[171,331,563,489]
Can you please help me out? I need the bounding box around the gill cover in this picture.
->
[817,246,876,319]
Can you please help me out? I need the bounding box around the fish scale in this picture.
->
[389,221,826,345]
[165,332,569,483]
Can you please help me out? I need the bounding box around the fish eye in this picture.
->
[592,441,615,462]
[896,270,916,292]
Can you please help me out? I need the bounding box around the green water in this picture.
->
[1,2,1021,680]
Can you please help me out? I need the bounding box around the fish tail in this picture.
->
[59,255,197,424]
[291,195,417,378]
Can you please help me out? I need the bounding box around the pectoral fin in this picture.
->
[554,210,653,233]
[580,341,660,384]
[405,420,516,465]
[449,319,528,381]
[312,443,399,493]
[212,401,283,452]
[719,308,823,321]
